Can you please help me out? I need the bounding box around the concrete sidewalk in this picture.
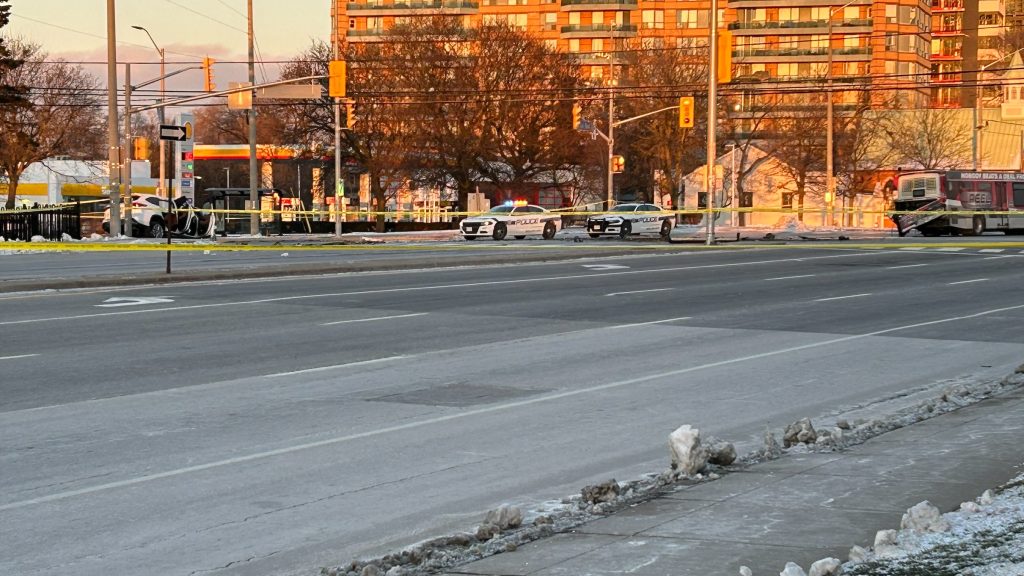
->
[444,387,1024,576]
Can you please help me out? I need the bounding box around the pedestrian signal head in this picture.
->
[679,96,694,128]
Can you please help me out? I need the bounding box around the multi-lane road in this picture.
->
[2,243,1023,575]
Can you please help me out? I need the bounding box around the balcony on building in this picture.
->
[346,28,387,41]
[560,23,638,38]
[931,0,964,11]
[576,51,627,65]
[560,0,637,11]
[733,46,872,63]
[346,0,479,15]
[728,18,872,35]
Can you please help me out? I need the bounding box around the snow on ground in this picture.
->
[841,474,1024,576]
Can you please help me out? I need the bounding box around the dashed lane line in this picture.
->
[815,293,872,302]
[948,278,989,285]
[320,313,428,327]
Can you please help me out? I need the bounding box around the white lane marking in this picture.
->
[815,293,872,302]
[898,247,925,251]
[608,317,692,329]
[96,296,175,308]
[948,278,989,285]
[320,312,428,327]
[0,354,38,361]
[583,264,630,270]
[887,263,929,269]
[263,356,407,378]
[765,274,815,281]
[935,247,965,252]
[5,302,1024,512]
[0,251,901,327]
[979,249,1005,253]
[605,288,674,297]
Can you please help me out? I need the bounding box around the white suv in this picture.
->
[102,194,169,238]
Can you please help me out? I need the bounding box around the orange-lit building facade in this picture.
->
[333,0,930,98]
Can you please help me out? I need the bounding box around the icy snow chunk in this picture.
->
[900,501,950,533]
[483,505,522,530]
[668,425,708,475]
[808,557,841,576]
[779,562,807,576]
[705,436,737,466]
[740,567,753,576]
[848,545,870,563]
[783,418,817,447]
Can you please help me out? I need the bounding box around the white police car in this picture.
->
[461,202,561,241]
[587,203,675,239]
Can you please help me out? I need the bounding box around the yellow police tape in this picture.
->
[4,241,1024,253]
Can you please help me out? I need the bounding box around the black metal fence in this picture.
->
[0,202,81,241]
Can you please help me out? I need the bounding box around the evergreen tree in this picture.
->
[0,0,27,106]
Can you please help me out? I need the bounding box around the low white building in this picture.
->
[1,158,157,206]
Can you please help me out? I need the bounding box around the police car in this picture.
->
[587,203,675,239]
[460,202,561,241]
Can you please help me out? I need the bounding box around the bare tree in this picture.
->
[0,40,102,208]
[618,38,708,205]
[880,108,972,170]
[762,92,829,220]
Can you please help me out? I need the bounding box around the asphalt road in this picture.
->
[2,245,1023,576]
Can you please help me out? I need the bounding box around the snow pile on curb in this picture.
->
[320,369,1024,576]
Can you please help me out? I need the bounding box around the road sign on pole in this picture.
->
[159,124,189,141]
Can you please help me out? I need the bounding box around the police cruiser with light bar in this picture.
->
[460,201,561,241]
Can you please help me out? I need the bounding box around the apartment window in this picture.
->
[885,5,897,24]
[590,66,604,81]
[677,9,698,29]
[543,12,557,31]
[844,35,863,49]
[513,13,527,29]
[781,193,793,209]
[898,6,918,25]
[718,9,725,27]
[886,32,896,51]
[367,16,383,29]
[569,12,581,26]
[544,39,558,51]
[738,8,765,24]
[569,39,580,53]
[642,10,664,29]
[592,38,604,52]
[593,11,603,24]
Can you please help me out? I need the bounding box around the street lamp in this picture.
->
[974,47,1024,170]
[825,0,860,228]
[131,26,167,203]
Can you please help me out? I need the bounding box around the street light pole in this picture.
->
[705,0,718,246]
[333,0,344,237]
[131,27,166,208]
[825,1,858,228]
[122,63,133,237]
[973,47,1024,170]
[247,0,259,236]
[607,83,614,209]
[106,0,121,238]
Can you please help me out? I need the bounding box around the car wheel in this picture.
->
[588,233,601,239]
[970,215,985,236]
[492,223,507,240]
[542,222,557,240]
[514,235,526,240]
[149,218,166,239]
[659,220,672,239]
[618,221,632,239]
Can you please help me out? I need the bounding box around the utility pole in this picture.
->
[122,63,133,237]
[333,0,343,237]
[705,0,718,246]
[106,0,121,237]
[607,83,614,209]
[247,0,259,235]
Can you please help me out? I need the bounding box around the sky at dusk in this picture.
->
[7,1,331,101]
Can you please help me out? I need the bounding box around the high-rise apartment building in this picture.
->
[334,1,931,100]
[932,0,1006,108]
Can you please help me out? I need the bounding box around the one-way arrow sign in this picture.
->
[96,296,175,308]
[159,124,188,141]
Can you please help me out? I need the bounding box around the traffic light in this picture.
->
[202,57,216,92]
[132,137,150,160]
[679,96,694,128]
[572,102,582,130]
[717,30,733,84]
[611,155,625,173]
[345,101,356,129]
[329,60,346,98]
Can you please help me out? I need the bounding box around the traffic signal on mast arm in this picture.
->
[572,102,582,130]
[679,96,694,128]
[329,60,347,98]
[133,137,150,160]
[717,30,733,84]
[202,57,216,92]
